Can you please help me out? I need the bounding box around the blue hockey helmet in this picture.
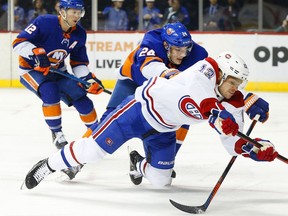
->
[161,22,193,53]
[59,0,85,17]
[60,0,84,11]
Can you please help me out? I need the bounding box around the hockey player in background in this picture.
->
[12,0,103,150]
[12,0,103,179]
[99,21,208,156]
[23,51,278,190]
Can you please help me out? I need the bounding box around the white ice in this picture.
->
[0,88,288,216]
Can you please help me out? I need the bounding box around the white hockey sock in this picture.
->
[48,137,107,170]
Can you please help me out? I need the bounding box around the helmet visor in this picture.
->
[66,8,85,18]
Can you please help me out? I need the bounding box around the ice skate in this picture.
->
[23,158,55,189]
[171,169,176,178]
[52,131,68,149]
[61,164,84,180]
[129,150,144,185]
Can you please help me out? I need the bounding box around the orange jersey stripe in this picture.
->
[176,127,189,143]
[139,56,163,71]
[121,44,140,79]
[12,37,27,47]
[19,56,33,69]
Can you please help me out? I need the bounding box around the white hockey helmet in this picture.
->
[216,51,249,89]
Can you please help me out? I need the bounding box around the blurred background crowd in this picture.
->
[0,0,287,32]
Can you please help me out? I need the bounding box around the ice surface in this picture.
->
[0,89,287,216]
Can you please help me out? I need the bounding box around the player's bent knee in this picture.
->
[72,137,107,163]
[145,166,172,188]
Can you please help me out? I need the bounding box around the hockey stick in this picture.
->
[169,119,258,214]
[50,68,112,95]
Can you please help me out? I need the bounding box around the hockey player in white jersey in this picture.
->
[23,51,278,190]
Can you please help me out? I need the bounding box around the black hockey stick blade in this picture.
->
[169,199,206,214]
[169,120,258,214]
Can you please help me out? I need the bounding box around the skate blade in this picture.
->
[55,171,72,182]
[20,180,27,190]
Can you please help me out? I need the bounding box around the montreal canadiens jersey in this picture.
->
[12,14,89,76]
[119,28,208,85]
[135,58,246,155]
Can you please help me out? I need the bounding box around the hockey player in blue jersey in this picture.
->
[12,0,103,179]
[97,22,208,156]
[23,51,278,190]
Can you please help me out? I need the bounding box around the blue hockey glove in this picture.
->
[241,138,278,162]
[208,104,239,136]
[32,47,51,75]
[160,68,180,79]
[80,72,104,95]
[244,93,269,123]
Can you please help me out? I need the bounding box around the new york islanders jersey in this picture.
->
[12,14,89,78]
[119,28,208,85]
[135,58,245,155]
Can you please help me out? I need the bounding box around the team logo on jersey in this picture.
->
[47,49,68,67]
[105,137,113,146]
[178,96,203,119]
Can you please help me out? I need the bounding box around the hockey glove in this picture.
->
[32,48,51,75]
[81,72,104,95]
[160,68,180,79]
[236,138,278,162]
[244,93,269,123]
[208,104,239,136]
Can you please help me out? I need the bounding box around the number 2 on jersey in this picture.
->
[25,24,37,34]
[139,47,156,57]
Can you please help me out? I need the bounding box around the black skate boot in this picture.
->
[52,131,68,149]
[61,164,84,180]
[129,150,144,185]
[24,158,55,189]
[171,169,176,178]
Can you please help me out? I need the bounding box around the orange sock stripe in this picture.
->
[176,127,189,143]
[80,108,97,125]
[82,128,92,138]
[42,103,61,117]
[70,141,81,165]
